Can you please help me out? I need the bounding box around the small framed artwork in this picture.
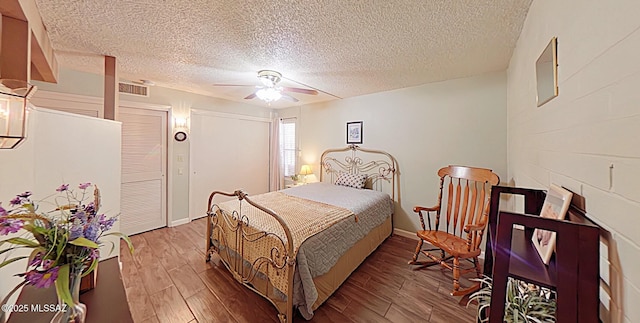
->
[346,121,363,144]
[532,184,573,265]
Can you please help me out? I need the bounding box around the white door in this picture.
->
[190,111,270,220]
[119,106,167,235]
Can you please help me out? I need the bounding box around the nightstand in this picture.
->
[285,183,306,189]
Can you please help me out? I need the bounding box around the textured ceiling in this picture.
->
[34,0,532,108]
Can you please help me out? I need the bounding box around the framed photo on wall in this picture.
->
[532,184,573,265]
[346,121,363,144]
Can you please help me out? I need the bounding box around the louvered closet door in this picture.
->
[119,107,167,235]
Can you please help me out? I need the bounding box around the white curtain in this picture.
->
[269,117,283,191]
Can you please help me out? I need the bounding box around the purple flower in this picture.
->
[73,210,88,223]
[0,218,23,235]
[18,191,32,198]
[89,248,100,260]
[99,215,117,231]
[29,252,43,267]
[9,196,22,206]
[56,184,69,192]
[78,182,91,190]
[84,202,96,215]
[0,203,6,216]
[69,221,84,240]
[84,222,99,241]
[26,267,59,288]
[41,259,54,270]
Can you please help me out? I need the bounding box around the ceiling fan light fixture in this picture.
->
[257,70,282,88]
[255,87,282,102]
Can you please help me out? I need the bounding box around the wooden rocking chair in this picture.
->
[409,165,500,296]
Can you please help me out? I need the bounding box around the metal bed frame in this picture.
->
[205,145,397,323]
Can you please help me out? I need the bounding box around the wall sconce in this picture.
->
[173,116,188,129]
[0,79,36,149]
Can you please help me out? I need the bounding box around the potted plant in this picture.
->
[0,183,133,323]
[290,174,300,184]
[468,276,557,322]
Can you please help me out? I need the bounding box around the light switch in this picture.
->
[177,154,184,162]
[178,168,184,175]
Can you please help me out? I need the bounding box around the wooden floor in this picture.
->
[119,218,479,323]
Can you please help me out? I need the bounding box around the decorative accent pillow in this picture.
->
[335,172,368,189]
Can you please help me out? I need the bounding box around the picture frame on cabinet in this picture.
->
[532,184,573,265]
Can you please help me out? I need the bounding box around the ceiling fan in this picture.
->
[214,70,318,103]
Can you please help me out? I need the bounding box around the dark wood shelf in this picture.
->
[484,186,600,323]
[7,257,133,323]
[506,228,557,289]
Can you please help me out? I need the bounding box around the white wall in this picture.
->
[32,67,274,225]
[0,107,121,317]
[506,1,640,322]
[282,72,507,232]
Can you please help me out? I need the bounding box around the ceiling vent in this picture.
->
[118,82,149,97]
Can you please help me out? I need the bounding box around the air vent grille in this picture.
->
[119,82,149,97]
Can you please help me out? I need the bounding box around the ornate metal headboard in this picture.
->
[320,145,398,200]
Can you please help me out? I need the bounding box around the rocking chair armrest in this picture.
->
[464,223,486,233]
[413,205,439,213]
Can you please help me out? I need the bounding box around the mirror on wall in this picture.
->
[536,37,558,107]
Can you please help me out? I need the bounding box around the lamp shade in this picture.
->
[300,165,312,175]
[0,79,36,149]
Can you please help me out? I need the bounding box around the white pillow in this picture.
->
[335,172,367,189]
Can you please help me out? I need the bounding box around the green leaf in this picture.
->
[26,248,44,270]
[105,232,134,255]
[0,256,29,268]
[82,257,99,278]
[69,237,99,249]
[54,264,74,308]
[0,237,39,248]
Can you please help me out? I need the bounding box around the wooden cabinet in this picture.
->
[7,257,133,323]
[484,186,600,323]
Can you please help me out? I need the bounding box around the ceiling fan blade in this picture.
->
[244,93,257,100]
[280,93,299,102]
[213,83,255,87]
[282,87,318,95]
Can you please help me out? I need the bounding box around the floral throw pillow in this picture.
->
[335,172,368,189]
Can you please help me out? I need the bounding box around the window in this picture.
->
[280,118,297,177]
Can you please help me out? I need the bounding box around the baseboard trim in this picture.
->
[392,228,419,240]
[170,218,190,227]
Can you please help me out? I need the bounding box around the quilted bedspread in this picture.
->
[213,182,393,319]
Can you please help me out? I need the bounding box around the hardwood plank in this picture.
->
[385,303,430,323]
[185,248,213,273]
[185,289,238,323]
[139,315,160,323]
[199,268,278,323]
[149,286,195,323]
[341,298,393,323]
[125,284,156,323]
[336,281,391,317]
[308,304,354,322]
[169,265,206,299]
[325,289,351,312]
[153,243,189,272]
[131,237,158,270]
[137,261,174,295]
[348,269,371,288]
